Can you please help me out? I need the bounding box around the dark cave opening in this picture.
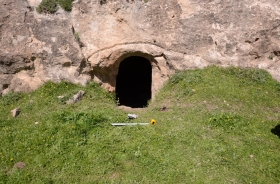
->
[116,56,152,108]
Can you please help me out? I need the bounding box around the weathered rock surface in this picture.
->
[0,0,91,95]
[1,0,280,95]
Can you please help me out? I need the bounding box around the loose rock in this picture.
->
[11,108,21,118]
[128,114,138,119]
[160,106,168,111]
[67,90,85,104]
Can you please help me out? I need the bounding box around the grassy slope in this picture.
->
[0,66,279,183]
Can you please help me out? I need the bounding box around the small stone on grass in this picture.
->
[66,90,85,104]
[11,108,20,118]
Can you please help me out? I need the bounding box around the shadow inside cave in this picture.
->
[271,124,280,138]
[116,56,152,108]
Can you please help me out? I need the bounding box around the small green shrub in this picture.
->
[268,54,275,60]
[207,113,247,130]
[57,0,74,11]
[36,0,58,14]
[37,0,74,14]
[1,92,24,106]
[74,32,80,41]
[276,83,280,92]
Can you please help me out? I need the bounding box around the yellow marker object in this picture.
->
[150,119,156,125]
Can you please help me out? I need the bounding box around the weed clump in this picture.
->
[53,111,108,127]
[1,92,24,106]
[36,0,58,14]
[57,0,74,11]
[36,0,74,14]
[207,113,247,130]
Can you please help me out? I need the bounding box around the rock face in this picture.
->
[0,0,91,95]
[1,0,280,96]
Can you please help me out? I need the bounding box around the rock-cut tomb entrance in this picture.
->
[116,56,152,108]
[89,45,170,109]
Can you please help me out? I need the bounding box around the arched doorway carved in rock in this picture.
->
[116,56,152,108]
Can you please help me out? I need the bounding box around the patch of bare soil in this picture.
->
[109,172,120,179]
[6,162,26,175]
[117,105,144,112]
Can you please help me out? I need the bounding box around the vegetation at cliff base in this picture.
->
[37,0,74,14]
[0,66,279,183]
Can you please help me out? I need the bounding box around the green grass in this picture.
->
[0,66,279,183]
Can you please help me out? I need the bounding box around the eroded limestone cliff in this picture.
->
[1,0,280,95]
